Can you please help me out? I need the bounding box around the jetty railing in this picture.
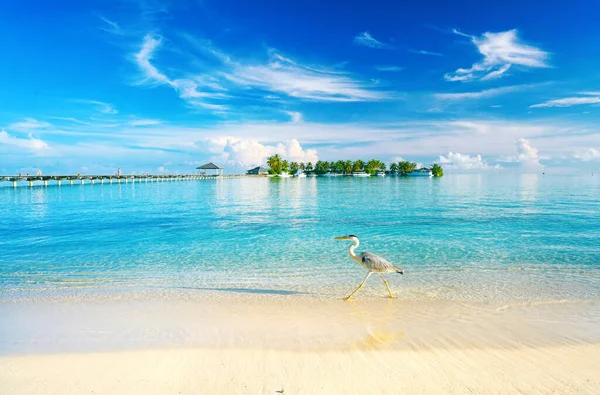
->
[0,174,247,188]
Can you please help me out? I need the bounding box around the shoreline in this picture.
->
[2,294,599,354]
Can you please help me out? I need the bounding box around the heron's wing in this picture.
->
[360,252,400,273]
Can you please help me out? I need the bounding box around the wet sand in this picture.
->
[1,295,599,394]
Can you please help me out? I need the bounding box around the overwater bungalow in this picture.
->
[196,162,225,176]
[407,168,433,177]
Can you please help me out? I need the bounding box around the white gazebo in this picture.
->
[196,162,224,175]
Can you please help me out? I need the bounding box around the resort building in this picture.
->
[407,168,433,177]
[196,162,224,176]
[246,166,269,175]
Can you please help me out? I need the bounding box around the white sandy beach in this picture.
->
[2,344,599,394]
[1,295,600,394]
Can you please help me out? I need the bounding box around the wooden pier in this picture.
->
[0,174,245,188]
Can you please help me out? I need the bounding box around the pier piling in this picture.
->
[1,173,242,188]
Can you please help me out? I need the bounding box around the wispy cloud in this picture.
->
[128,119,162,126]
[99,15,124,35]
[435,83,541,100]
[9,118,51,130]
[285,111,303,123]
[134,34,228,111]
[223,54,389,102]
[135,35,171,85]
[530,95,600,108]
[74,100,118,114]
[445,29,549,82]
[133,33,389,107]
[410,49,443,57]
[353,32,393,49]
[48,117,91,125]
[374,65,404,72]
[189,102,229,112]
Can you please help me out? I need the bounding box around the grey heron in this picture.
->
[335,235,403,299]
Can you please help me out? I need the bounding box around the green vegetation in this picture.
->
[397,161,418,176]
[365,159,385,175]
[290,161,299,175]
[267,154,284,175]
[314,160,329,175]
[264,156,443,177]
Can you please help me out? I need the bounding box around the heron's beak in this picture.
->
[335,236,348,240]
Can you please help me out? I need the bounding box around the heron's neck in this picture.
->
[348,238,359,258]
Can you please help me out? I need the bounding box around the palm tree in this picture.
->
[366,159,384,175]
[267,154,283,175]
[432,163,444,177]
[290,161,299,175]
[314,160,329,175]
[398,161,417,176]
[390,162,398,174]
[343,160,353,175]
[282,160,289,174]
[353,160,365,172]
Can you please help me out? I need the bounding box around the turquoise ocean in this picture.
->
[1,174,599,303]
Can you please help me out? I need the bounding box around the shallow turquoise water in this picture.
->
[1,174,599,302]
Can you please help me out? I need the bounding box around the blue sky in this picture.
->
[1,0,600,174]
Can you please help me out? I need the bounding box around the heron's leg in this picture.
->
[378,273,394,298]
[344,272,372,300]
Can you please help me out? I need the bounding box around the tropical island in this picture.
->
[265,155,443,177]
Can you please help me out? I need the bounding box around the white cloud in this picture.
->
[9,118,51,130]
[223,54,388,102]
[573,148,600,161]
[435,84,532,100]
[0,129,50,152]
[510,137,543,171]
[375,65,404,72]
[438,152,501,171]
[135,35,171,85]
[74,100,118,114]
[579,91,600,96]
[189,102,229,112]
[410,49,443,57]
[281,138,318,163]
[7,114,599,174]
[286,111,303,123]
[201,137,317,167]
[134,34,229,111]
[445,29,549,82]
[530,96,600,108]
[99,15,124,35]
[134,34,388,110]
[129,119,162,126]
[353,32,392,49]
